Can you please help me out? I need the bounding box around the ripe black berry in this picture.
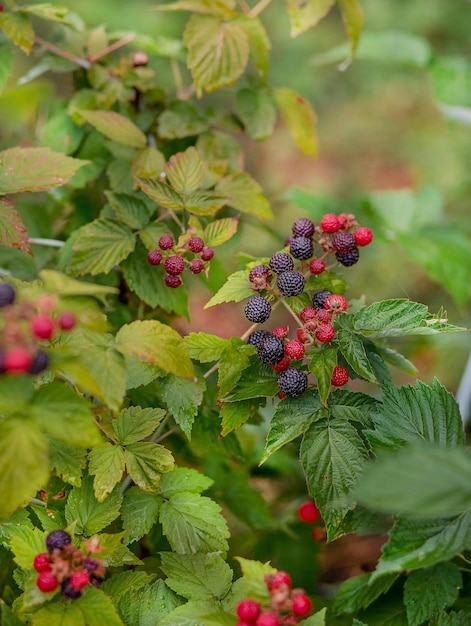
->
[61,578,82,600]
[247,330,271,347]
[312,290,332,309]
[188,236,205,253]
[0,283,15,307]
[269,252,294,274]
[277,368,308,397]
[244,296,271,323]
[28,350,49,375]
[257,336,285,365]
[147,249,163,265]
[277,271,305,297]
[332,231,356,254]
[336,248,360,266]
[292,217,315,238]
[290,236,314,260]
[46,529,72,553]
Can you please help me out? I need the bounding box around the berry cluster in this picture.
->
[147,233,214,288]
[34,530,105,599]
[236,570,313,625]
[0,283,76,376]
[297,500,327,543]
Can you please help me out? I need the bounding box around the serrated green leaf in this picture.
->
[165,147,206,195]
[215,172,273,219]
[39,269,119,298]
[121,487,162,544]
[236,16,271,83]
[137,177,185,209]
[404,562,462,626]
[159,468,214,498]
[125,356,166,389]
[0,40,14,93]
[334,572,398,615]
[75,586,124,626]
[182,190,228,215]
[77,110,146,148]
[19,4,71,24]
[153,0,237,17]
[0,418,49,518]
[70,218,136,276]
[65,476,122,536]
[49,439,87,487]
[235,87,276,140]
[183,332,231,362]
[309,345,338,404]
[218,343,252,397]
[116,320,194,378]
[203,217,238,247]
[375,343,418,376]
[234,557,275,601]
[10,526,46,569]
[157,375,204,439]
[336,328,377,382]
[157,600,225,626]
[99,532,143,567]
[0,196,31,255]
[101,570,156,602]
[222,358,279,401]
[161,552,233,601]
[157,100,209,139]
[353,299,429,338]
[118,579,181,625]
[286,0,335,37]
[299,608,327,626]
[1,601,29,626]
[338,0,364,66]
[160,492,229,554]
[329,388,378,427]
[305,271,348,294]
[429,610,470,626]
[274,88,317,156]
[125,442,174,490]
[31,602,85,626]
[0,147,88,194]
[204,269,253,307]
[0,11,34,53]
[88,444,125,502]
[183,14,250,96]
[0,374,34,415]
[300,417,369,539]
[220,398,263,436]
[132,146,166,180]
[112,406,166,445]
[105,192,153,229]
[262,393,323,463]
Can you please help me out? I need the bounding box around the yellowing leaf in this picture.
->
[203,217,238,247]
[165,147,206,195]
[153,0,237,18]
[0,12,34,53]
[132,147,166,179]
[215,172,273,219]
[183,191,228,216]
[338,0,364,67]
[183,14,250,96]
[77,110,147,148]
[286,0,335,37]
[0,196,32,255]
[274,88,318,157]
[137,177,185,210]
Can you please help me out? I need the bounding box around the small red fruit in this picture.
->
[33,553,51,573]
[31,315,55,340]
[285,340,305,360]
[189,259,205,274]
[300,307,317,322]
[237,599,261,621]
[147,249,163,265]
[298,500,319,523]
[70,571,90,590]
[256,613,280,626]
[316,309,332,323]
[354,226,373,247]
[164,255,185,275]
[158,234,174,250]
[297,328,308,343]
[164,275,182,288]
[58,312,76,331]
[272,355,291,373]
[324,294,348,313]
[320,213,341,233]
[309,258,325,275]
[188,236,205,253]
[272,326,288,339]
[36,571,58,593]
[331,365,349,387]
[292,594,313,617]
[201,246,214,261]
[272,571,291,590]
[315,324,335,343]
[4,348,32,373]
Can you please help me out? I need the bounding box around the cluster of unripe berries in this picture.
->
[147,233,214,288]
[34,530,105,599]
[297,500,326,542]
[236,571,312,625]
[0,283,76,376]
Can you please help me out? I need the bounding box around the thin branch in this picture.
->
[170,58,184,96]
[88,34,136,63]
[34,36,90,69]
[168,209,185,232]
[94,419,119,445]
[29,237,65,248]
[279,298,304,330]
[237,0,251,13]
[30,497,47,507]
[249,0,273,17]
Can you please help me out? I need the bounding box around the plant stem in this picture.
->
[34,36,91,69]
[30,497,47,507]
[29,237,65,248]
[279,297,304,329]
[237,0,251,12]
[171,58,184,96]
[94,419,119,445]
[88,34,136,63]
[249,0,273,17]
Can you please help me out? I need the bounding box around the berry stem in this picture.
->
[168,209,185,233]
[28,238,65,248]
[94,419,120,445]
[34,36,91,69]
[29,497,47,507]
[279,298,305,331]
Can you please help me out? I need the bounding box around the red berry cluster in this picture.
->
[35,530,105,599]
[297,501,327,543]
[236,571,313,625]
[0,283,76,376]
[147,233,214,288]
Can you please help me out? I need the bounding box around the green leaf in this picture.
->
[183,14,250,96]
[218,343,252,397]
[286,0,335,37]
[0,147,88,194]
[115,320,194,378]
[300,417,369,539]
[215,172,273,219]
[158,600,226,626]
[31,602,85,626]
[157,100,209,139]
[355,444,471,517]
[0,373,34,414]
[75,586,124,626]
[165,147,206,195]
[338,0,364,66]
[153,0,237,18]
[0,418,49,518]
[118,579,181,625]
[77,110,146,148]
[160,552,233,601]
[0,196,31,255]
[49,439,87,487]
[160,492,229,554]
[236,16,271,83]
[39,269,119,298]
[329,389,378,426]
[203,217,238,247]
[204,269,254,307]
[429,611,470,626]
[10,526,46,569]
[222,359,279,401]
[121,487,162,544]
[375,343,418,377]
[336,328,377,382]
[132,146,166,179]
[352,299,428,338]
[88,445,125,502]
[105,192,153,230]
[65,476,123,536]
[0,40,14,94]
[31,383,102,448]
[220,398,263,436]
[182,190,229,216]
[234,557,275,601]
[299,608,327,626]
[183,332,231,362]
[0,11,34,53]
[235,87,276,140]
[136,177,185,210]
[262,393,322,463]
[373,511,471,578]
[112,406,166,445]
[305,270,348,294]
[19,4,71,23]
[101,570,155,602]
[70,218,136,276]
[159,468,214,498]
[404,562,462,626]
[157,375,204,439]
[367,379,464,450]
[125,442,174,490]
[274,88,317,156]
[309,345,338,404]
[1,601,28,626]
[334,572,398,614]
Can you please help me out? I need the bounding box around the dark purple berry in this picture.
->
[0,283,15,307]
[201,247,214,261]
[290,236,313,260]
[312,290,333,310]
[147,249,163,265]
[249,265,272,282]
[258,336,285,365]
[188,236,205,253]
[247,330,272,347]
[61,578,82,600]
[336,248,360,266]
[164,255,185,275]
[165,275,182,288]
[83,558,99,572]
[28,350,49,375]
[269,252,294,274]
[332,231,356,254]
[158,234,174,250]
[244,296,271,323]
[277,368,308,397]
[46,530,72,553]
[292,218,315,238]
[276,271,305,297]
[189,259,205,274]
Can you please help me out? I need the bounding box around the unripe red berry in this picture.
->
[58,312,76,331]
[4,348,32,373]
[70,571,90,590]
[277,390,287,400]
[236,622,253,626]
[164,255,185,275]
[312,527,326,542]
[285,340,305,360]
[237,599,261,621]
[158,234,174,250]
[354,226,373,246]
[316,309,332,323]
[147,249,163,265]
[292,594,312,617]
[272,571,291,590]
[189,259,205,274]
[272,326,288,339]
[324,294,348,313]
[320,213,341,233]
[256,612,280,626]
[36,571,58,593]
[309,258,325,275]
[297,328,308,343]
[188,236,205,253]
[31,315,55,340]
[272,355,291,373]
[201,246,214,261]
[298,501,319,523]
[315,324,335,343]
[300,307,317,322]
[331,365,349,387]
[33,552,51,573]
[164,275,182,288]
